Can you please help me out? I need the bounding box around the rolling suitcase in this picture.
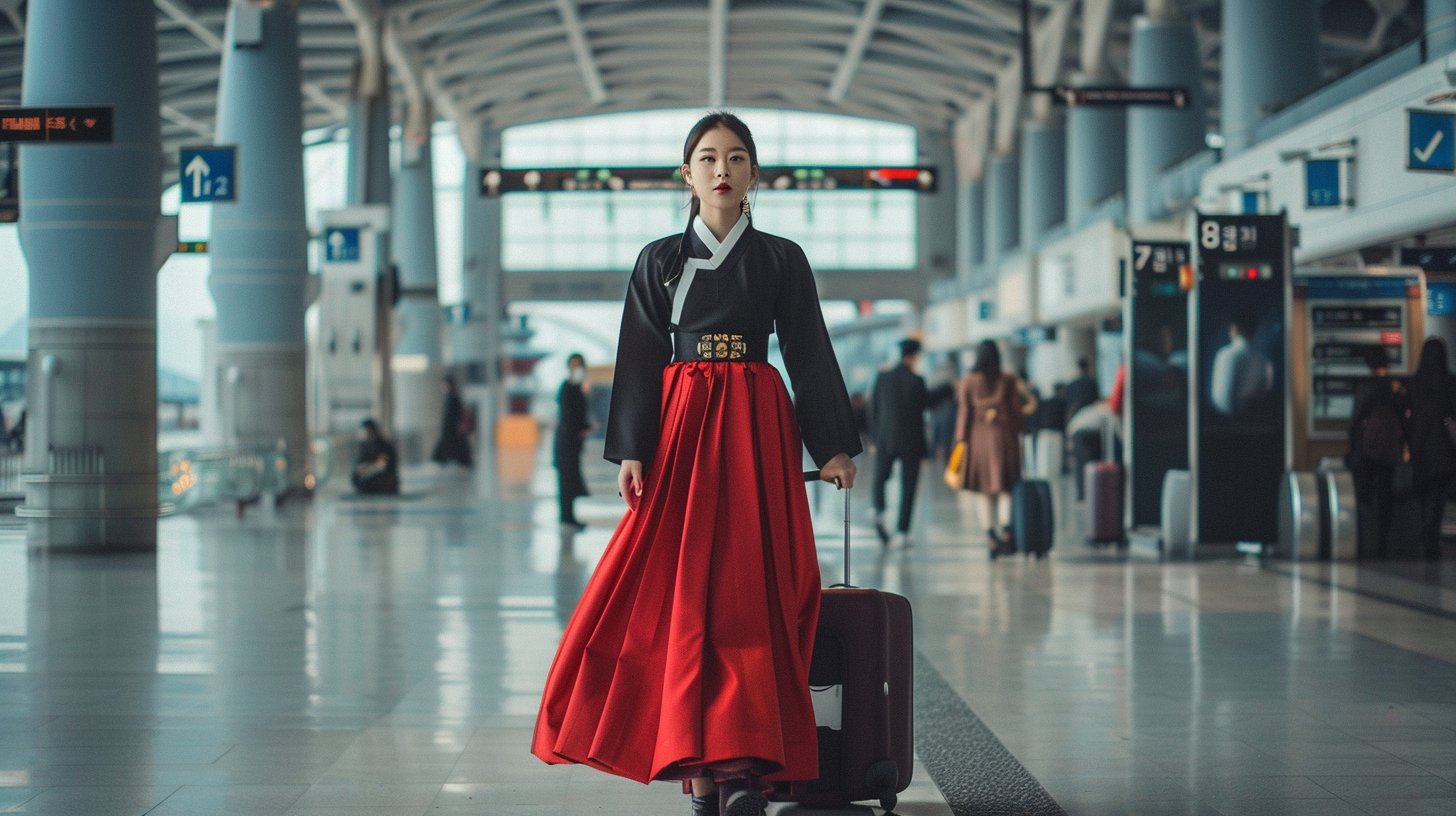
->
[1084,461,1125,546]
[1012,479,1054,558]
[769,474,913,813]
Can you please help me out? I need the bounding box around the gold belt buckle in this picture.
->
[695,333,746,360]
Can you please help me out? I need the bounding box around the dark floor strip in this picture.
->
[913,651,1066,816]
[1263,562,1456,622]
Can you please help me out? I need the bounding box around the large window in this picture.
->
[500,109,917,272]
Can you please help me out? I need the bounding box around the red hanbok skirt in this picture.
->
[531,361,822,784]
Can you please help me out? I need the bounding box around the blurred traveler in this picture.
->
[1068,399,1122,501]
[1210,313,1273,415]
[953,340,1035,556]
[7,409,23,453]
[555,353,595,531]
[352,419,399,495]
[1065,357,1099,418]
[1406,338,1456,560]
[431,375,474,468]
[1346,347,1408,559]
[868,338,952,546]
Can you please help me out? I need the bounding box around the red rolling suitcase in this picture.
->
[770,475,913,813]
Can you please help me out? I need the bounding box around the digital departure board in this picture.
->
[0,106,113,143]
[480,165,939,195]
[1300,274,1417,439]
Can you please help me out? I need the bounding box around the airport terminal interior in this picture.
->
[8,0,1456,814]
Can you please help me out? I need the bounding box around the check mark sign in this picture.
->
[1415,130,1445,163]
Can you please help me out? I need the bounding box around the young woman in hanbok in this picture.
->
[531,113,861,816]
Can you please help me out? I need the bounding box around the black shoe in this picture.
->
[719,778,766,816]
[561,519,586,532]
[875,519,891,546]
[691,793,720,816]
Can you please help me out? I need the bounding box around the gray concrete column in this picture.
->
[1430,0,1456,59]
[345,46,394,434]
[917,129,956,287]
[1020,120,1066,247]
[984,154,1020,267]
[1127,15,1205,224]
[1067,91,1126,226]
[1221,0,1321,153]
[957,179,986,287]
[17,0,161,551]
[208,1,309,484]
[392,121,444,454]
[448,124,502,438]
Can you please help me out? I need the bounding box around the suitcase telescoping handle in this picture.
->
[804,471,852,588]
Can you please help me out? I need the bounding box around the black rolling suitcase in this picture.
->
[769,474,913,813]
[1012,479,1054,558]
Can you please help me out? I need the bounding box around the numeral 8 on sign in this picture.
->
[1201,219,1220,250]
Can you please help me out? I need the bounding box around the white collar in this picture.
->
[672,214,750,326]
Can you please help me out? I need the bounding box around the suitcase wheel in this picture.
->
[866,759,899,813]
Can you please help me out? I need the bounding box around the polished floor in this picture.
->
[1,440,1455,816]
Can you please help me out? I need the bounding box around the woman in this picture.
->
[554,353,593,530]
[531,113,861,816]
[953,340,1033,556]
[430,375,473,468]
[1406,338,1455,560]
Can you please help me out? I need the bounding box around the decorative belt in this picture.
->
[672,332,769,363]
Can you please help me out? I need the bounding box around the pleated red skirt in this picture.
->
[531,361,821,784]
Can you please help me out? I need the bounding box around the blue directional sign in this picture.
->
[1430,282,1456,316]
[324,227,360,263]
[179,146,236,202]
[1408,110,1455,171]
[1305,158,1341,208]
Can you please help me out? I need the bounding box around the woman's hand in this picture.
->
[819,453,857,489]
[618,460,644,511]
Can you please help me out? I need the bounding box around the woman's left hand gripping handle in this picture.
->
[818,452,857,490]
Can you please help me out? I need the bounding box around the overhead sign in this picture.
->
[179,146,236,203]
[480,166,939,195]
[1305,158,1341,208]
[0,106,113,143]
[1052,86,1189,108]
[324,228,360,263]
[175,241,208,254]
[1399,246,1456,272]
[1407,110,1455,171]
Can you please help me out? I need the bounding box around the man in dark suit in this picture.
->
[869,338,952,546]
[1065,357,1099,420]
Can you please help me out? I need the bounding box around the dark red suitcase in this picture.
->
[770,476,913,812]
[1084,461,1125,545]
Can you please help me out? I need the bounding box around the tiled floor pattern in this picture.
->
[0,442,1455,815]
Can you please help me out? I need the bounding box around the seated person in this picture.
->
[352,419,399,495]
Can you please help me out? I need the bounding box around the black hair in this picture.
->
[972,339,1002,381]
[1412,337,1451,396]
[1232,312,1259,339]
[1363,345,1391,372]
[899,338,922,358]
[667,111,759,285]
[566,352,586,368]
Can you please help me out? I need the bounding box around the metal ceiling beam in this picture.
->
[828,0,885,103]
[554,0,608,104]
[707,0,728,106]
[155,0,347,119]
[161,103,213,139]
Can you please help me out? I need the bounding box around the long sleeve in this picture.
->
[774,244,863,466]
[604,243,674,464]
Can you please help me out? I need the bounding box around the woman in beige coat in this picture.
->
[953,340,1035,556]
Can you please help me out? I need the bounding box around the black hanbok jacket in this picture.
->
[603,218,862,469]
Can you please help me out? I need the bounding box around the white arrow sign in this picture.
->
[184,153,211,199]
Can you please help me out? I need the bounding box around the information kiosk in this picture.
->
[1126,240,1191,528]
[315,206,392,435]
[1189,213,1290,548]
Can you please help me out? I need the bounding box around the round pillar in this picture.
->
[1221,0,1321,153]
[1127,16,1205,224]
[208,2,309,483]
[1020,120,1066,246]
[1067,95,1126,226]
[392,127,444,455]
[984,154,1020,268]
[958,178,986,286]
[18,0,161,551]
[1429,0,1456,59]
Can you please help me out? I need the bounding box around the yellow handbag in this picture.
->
[944,442,966,489]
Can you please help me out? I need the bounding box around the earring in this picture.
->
[741,196,751,216]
